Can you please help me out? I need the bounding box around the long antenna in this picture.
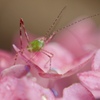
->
[55,13,100,51]
[45,5,66,41]
[56,13,100,32]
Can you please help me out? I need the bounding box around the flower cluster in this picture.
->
[0,18,100,100]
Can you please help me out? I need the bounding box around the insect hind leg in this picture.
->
[41,49,53,68]
[13,19,29,65]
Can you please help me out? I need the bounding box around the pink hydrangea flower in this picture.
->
[0,75,95,100]
[0,17,100,100]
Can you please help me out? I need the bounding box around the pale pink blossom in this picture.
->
[0,18,100,100]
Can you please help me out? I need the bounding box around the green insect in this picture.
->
[14,6,100,66]
[27,39,44,52]
[14,6,66,65]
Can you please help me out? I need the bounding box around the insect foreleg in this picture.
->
[20,18,30,46]
[13,49,24,65]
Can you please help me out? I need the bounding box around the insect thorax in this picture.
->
[27,39,44,52]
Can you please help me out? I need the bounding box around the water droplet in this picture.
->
[41,95,47,100]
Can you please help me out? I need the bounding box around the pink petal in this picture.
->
[92,49,100,70]
[0,64,30,78]
[0,50,13,71]
[61,51,95,78]
[24,77,55,100]
[40,51,95,78]
[0,76,20,100]
[0,76,55,100]
[78,71,100,99]
[57,83,95,100]
[41,42,74,74]
[78,71,100,90]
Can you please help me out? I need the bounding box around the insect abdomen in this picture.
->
[27,40,44,52]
